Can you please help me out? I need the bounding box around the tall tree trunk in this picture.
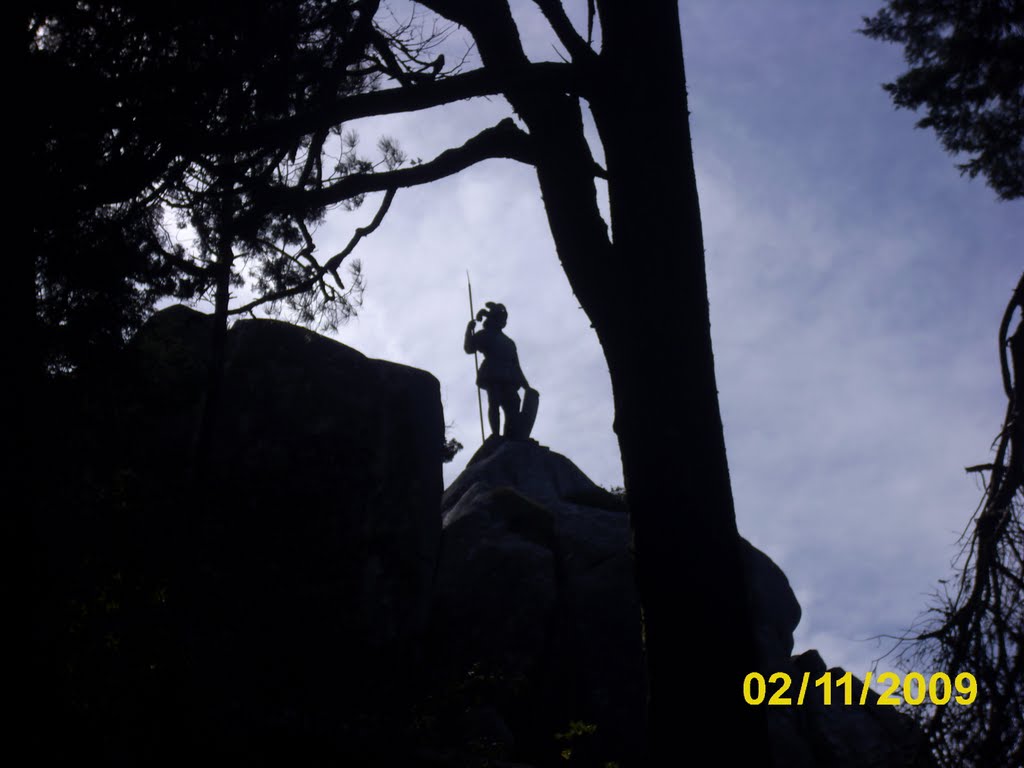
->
[588,5,766,762]
[492,2,768,761]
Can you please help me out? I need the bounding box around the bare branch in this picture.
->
[201,63,576,155]
[966,463,997,473]
[262,118,534,217]
[999,273,1024,398]
[323,188,396,273]
[532,0,596,62]
[229,189,396,317]
[891,271,1024,768]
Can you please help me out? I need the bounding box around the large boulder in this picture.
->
[425,437,927,767]
[424,439,642,764]
[116,305,445,760]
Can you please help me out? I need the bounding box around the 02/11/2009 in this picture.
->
[742,670,977,707]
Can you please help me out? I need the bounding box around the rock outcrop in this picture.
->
[103,305,444,760]
[425,438,645,763]
[425,437,929,767]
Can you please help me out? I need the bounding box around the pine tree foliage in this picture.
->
[27,0,401,371]
[862,1,1024,200]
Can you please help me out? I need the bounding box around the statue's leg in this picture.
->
[501,387,522,437]
[486,390,501,436]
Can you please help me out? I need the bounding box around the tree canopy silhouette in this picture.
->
[27,0,429,477]
[861,0,1024,200]
[27,0,414,375]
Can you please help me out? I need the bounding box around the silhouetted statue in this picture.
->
[465,302,538,439]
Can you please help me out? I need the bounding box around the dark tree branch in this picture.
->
[229,188,395,316]
[531,0,597,63]
[999,273,1024,399]
[262,118,533,216]
[201,63,576,155]
[323,187,396,273]
[334,0,383,70]
[417,0,615,294]
[967,463,998,474]
[370,28,420,86]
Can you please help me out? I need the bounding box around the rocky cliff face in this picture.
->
[44,305,445,763]
[139,306,445,758]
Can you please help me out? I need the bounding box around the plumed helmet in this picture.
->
[478,301,508,327]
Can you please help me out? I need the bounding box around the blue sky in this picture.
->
[229,1,1022,680]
